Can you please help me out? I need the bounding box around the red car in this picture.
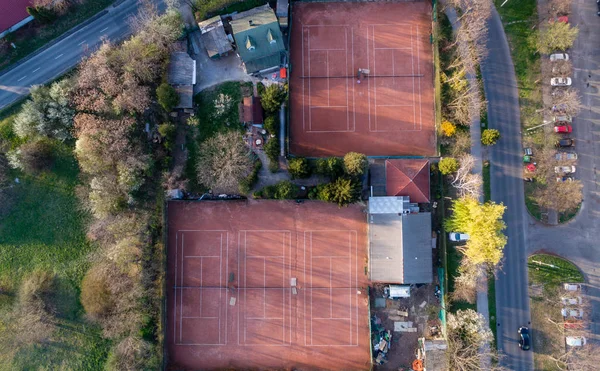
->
[554,125,573,133]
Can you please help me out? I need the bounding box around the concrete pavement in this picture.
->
[482,6,534,370]
[0,0,165,109]
[528,0,600,339]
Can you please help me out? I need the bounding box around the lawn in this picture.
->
[1,0,115,71]
[528,254,584,371]
[0,141,109,369]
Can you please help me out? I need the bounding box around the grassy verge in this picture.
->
[483,161,491,202]
[1,0,115,70]
[0,142,109,368]
[488,271,497,345]
[528,254,583,370]
[525,181,542,220]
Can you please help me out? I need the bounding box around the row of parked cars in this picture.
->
[562,283,587,347]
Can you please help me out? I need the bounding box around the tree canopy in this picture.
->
[343,152,368,177]
[439,157,459,175]
[536,22,579,54]
[445,197,507,266]
[261,84,287,114]
[157,83,179,112]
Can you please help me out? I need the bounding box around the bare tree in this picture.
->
[550,88,581,117]
[450,154,483,198]
[451,259,479,303]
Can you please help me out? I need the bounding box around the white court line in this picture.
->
[417,26,422,131]
[367,26,371,132]
[310,105,347,108]
[302,25,305,132]
[355,230,358,345]
[303,232,307,346]
[310,48,346,51]
[352,27,356,132]
[308,28,312,131]
[180,233,184,342]
[302,24,349,27]
[246,317,284,320]
[182,316,219,319]
[174,232,178,343]
[377,104,413,107]
[32,67,40,73]
[184,255,220,258]
[100,27,108,33]
[313,317,351,320]
[411,25,416,131]
[345,27,350,132]
[219,233,222,344]
[17,75,26,82]
[326,51,329,106]
[374,47,413,50]
[54,54,63,60]
[373,26,377,131]
[225,232,229,345]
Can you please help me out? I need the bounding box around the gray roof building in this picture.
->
[230,4,285,74]
[167,52,197,109]
[369,197,432,284]
[198,16,233,58]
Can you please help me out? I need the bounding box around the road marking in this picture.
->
[100,27,108,33]
[54,54,63,60]
[32,68,40,73]
[17,76,27,82]
[78,40,86,46]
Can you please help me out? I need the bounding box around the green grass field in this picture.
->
[0,141,109,369]
[528,254,584,287]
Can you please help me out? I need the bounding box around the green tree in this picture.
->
[158,122,176,150]
[261,84,287,114]
[264,115,279,135]
[481,129,500,146]
[7,139,55,174]
[343,152,368,177]
[27,6,57,24]
[264,138,280,172]
[535,22,579,54]
[274,181,297,199]
[444,197,507,266]
[439,157,459,175]
[288,157,311,179]
[316,157,344,179]
[321,177,360,206]
[156,83,179,112]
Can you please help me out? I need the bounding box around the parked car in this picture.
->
[518,327,531,351]
[551,77,572,86]
[566,336,587,347]
[550,53,569,61]
[564,283,582,291]
[554,125,572,133]
[555,166,576,174]
[556,176,574,182]
[449,233,469,242]
[556,138,575,147]
[554,114,572,123]
[561,308,584,318]
[561,296,583,305]
[597,0,600,16]
[555,152,578,161]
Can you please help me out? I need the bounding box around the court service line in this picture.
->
[411,25,416,131]
[302,25,305,132]
[374,47,412,50]
[185,255,220,258]
[308,28,312,131]
[225,231,229,345]
[326,50,330,106]
[310,48,346,51]
[351,27,356,132]
[417,26,423,131]
[303,231,307,346]
[367,26,372,132]
[180,233,184,342]
[372,25,377,132]
[219,233,222,344]
[310,105,347,108]
[355,230,358,345]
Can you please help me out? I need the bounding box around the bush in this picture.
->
[343,152,368,177]
[264,137,280,171]
[81,265,113,319]
[105,336,158,371]
[481,129,500,146]
[318,177,360,206]
[274,181,296,199]
[315,157,344,179]
[441,120,457,137]
[261,84,287,114]
[156,83,179,112]
[27,6,57,24]
[8,139,55,174]
[158,122,176,150]
[439,157,459,175]
[535,21,579,54]
[264,115,279,135]
[239,159,261,194]
[288,157,311,179]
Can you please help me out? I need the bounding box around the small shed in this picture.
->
[167,52,197,110]
[198,15,233,58]
[276,0,289,28]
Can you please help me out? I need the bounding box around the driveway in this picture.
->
[527,0,600,339]
[0,0,166,109]
[188,30,254,93]
[481,7,533,370]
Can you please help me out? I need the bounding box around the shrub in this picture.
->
[261,84,287,114]
[81,265,113,319]
[105,336,158,371]
[8,139,55,174]
[481,129,500,146]
[439,157,459,175]
[158,122,176,150]
[264,137,280,171]
[343,152,368,177]
[274,181,297,199]
[315,157,344,179]
[288,157,311,179]
[19,270,56,315]
[535,21,579,54]
[238,159,261,194]
[264,115,279,135]
[156,83,179,112]
[441,120,457,137]
[27,6,57,24]
[318,177,360,206]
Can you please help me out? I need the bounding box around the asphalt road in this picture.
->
[481,7,534,370]
[528,0,600,339]
[0,0,164,109]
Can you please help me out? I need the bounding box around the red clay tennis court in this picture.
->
[166,200,370,370]
[289,2,436,157]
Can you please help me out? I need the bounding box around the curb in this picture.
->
[0,7,112,77]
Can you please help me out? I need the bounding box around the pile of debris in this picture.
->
[371,315,393,365]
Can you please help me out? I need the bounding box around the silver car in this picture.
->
[550,53,569,61]
[551,77,572,86]
[555,166,576,174]
[555,152,578,161]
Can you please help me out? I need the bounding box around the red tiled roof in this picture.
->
[385,159,430,203]
[0,0,33,33]
[242,96,253,123]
